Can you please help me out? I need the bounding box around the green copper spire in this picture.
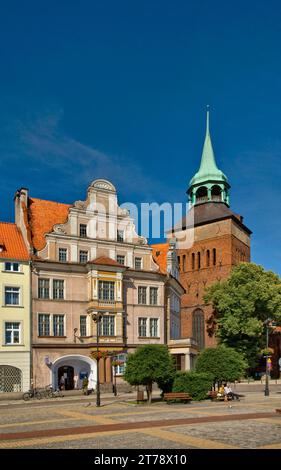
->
[188,107,230,207]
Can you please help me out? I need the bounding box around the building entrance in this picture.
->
[58,365,74,390]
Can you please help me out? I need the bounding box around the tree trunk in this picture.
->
[146,383,153,404]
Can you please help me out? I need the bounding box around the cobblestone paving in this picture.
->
[0,392,280,449]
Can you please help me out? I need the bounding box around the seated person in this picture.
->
[224,383,240,400]
[217,384,225,399]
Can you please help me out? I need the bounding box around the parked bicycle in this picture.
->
[22,388,42,401]
[44,384,64,398]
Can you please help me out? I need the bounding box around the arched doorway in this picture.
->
[52,355,97,391]
[0,365,22,392]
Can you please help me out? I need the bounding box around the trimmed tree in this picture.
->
[172,371,213,400]
[124,345,176,403]
[195,345,247,388]
[204,263,281,367]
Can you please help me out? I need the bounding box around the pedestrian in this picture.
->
[82,376,89,395]
[59,375,65,391]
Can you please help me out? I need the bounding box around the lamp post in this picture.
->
[92,312,103,407]
[264,319,276,397]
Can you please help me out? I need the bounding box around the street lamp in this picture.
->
[92,312,103,407]
[264,318,276,397]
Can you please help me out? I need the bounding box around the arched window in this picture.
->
[213,248,216,265]
[197,252,201,269]
[182,255,186,271]
[211,185,222,201]
[206,249,210,267]
[192,309,205,349]
[196,186,208,203]
[192,253,195,270]
[177,256,181,270]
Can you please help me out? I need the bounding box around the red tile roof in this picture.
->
[88,256,126,268]
[28,198,72,251]
[0,222,29,260]
[151,243,170,274]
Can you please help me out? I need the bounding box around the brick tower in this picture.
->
[168,108,252,350]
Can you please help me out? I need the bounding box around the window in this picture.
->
[38,279,50,299]
[38,314,50,336]
[191,253,195,270]
[5,287,20,305]
[53,315,65,336]
[192,309,205,349]
[98,281,115,301]
[113,353,127,375]
[79,250,88,263]
[149,287,158,305]
[117,255,125,265]
[206,250,210,267]
[198,252,201,269]
[150,318,159,337]
[5,322,20,344]
[58,248,67,262]
[80,224,87,238]
[80,316,87,336]
[213,248,217,266]
[98,315,115,336]
[4,262,19,272]
[182,255,186,271]
[53,280,64,299]
[138,286,147,304]
[117,230,124,242]
[135,257,142,270]
[138,317,147,337]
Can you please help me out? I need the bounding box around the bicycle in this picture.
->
[45,384,64,398]
[22,388,42,401]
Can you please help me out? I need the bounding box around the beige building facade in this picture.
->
[0,223,31,393]
[15,179,189,390]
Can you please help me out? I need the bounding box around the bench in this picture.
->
[163,392,192,403]
[208,391,227,401]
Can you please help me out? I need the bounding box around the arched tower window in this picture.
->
[192,253,195,270]
[192,309,205,349]
[211,185,222,201]
[206,249,210,267]
[213,248,216,265]
[195,186,208,204]
[197,252,201,269]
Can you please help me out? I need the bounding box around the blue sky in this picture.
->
[0,0,281,274]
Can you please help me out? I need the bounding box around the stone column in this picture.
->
[185,352,191,371]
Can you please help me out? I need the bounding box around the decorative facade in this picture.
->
[14,179,188,391]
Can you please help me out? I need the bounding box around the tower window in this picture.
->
[192,253,195,270]
[196,186,208,203]
[197,252,201,269]
[213,248,217,265]
[206,250,210,267]
[211,185,222,201]
[183,255,186,271]
[192,309,205,349]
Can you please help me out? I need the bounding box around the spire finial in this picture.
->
[206,104,210,135]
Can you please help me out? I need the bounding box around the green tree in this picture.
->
[172,371,213,400]
[204,263,281,367]
[124,345,176,403]
[195,346,247,388]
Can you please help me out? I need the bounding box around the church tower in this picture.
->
[168,108,252,350]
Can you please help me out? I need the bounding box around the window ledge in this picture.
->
[38,336,67,338]
[138,336,160,339]
[2,271,24,274]
[3,344,24,347]
[3,305,24,308]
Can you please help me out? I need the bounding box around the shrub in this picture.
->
[172,371,213,401]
